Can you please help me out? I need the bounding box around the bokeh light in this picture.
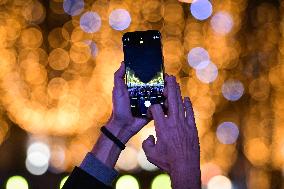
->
[210,12,234,35]
[151,174,172,189]
[48,48,70,70]
[137,149,158,171]
[6,176,29,189]
[190,0,213,21]
[216,122,239,144]
[187,47,210,70]
[27,142,50,166]
[23,1,46,24]
[201,163,222,186]
[60,176,69,189]
[63,0,84,16]
[109,9,131,31]
[207,175,232,189]
[222,80,244,101]
[84,40,99,57]
[116,146,139,171]
[80,11,101,33]
[116,175,139,189]
[26,142,50,175]
[25,158,49,176]
[196,62,218,83]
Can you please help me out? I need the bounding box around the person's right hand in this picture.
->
[142,76,201,189]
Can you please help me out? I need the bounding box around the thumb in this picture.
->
[142,135,155,156]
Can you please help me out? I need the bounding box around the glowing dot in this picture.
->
[222,80,244,101]
[201,163,222,185]
[80,11,101,33]
[208,175,232,189]
[116,175,139,189]
[144,101,151,108]
[137,149,158,171]
[190,0,213,20]
[196,62,218,83]
[26,142,50,175]
[151,174,172,189]
[84,40,99,57]
[27,142,50,166]
[25,158,49,175]
[48,48,70,70]
[109,9,131,31]
[187,47,210,70]
[6,176,29,189]
[210,11,234,35]
[63,0,84,16]
[116,146,139,171]
[216,122,239,144]
[60,176,69,189]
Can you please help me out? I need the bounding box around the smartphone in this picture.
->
[122,30,166,117]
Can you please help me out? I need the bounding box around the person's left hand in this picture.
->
[106,62,149,143]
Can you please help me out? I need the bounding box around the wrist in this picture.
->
[105,120,132,144]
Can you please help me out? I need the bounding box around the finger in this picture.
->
[133,117,150,131]
[114,61,126,88]
[163,85,168,97]
[165,76,179,118]
[176,83,184,120]
[184,97,196,129]
[149,104,165,138]
[164,99,169,110]
[142,135,156,156]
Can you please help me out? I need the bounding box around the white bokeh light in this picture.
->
[80,11,101,33]
[109,9,131,31]
[63,0,84,16]
[25,158,49,176]
[222,79,244,101]
[26,142,50,175]
[196,62,218,83]
[137,149,158,171]
[210,11,234,35]
[208,175,232,189]
[187,47,210,70]
[190,0,213,20]
[216,122,239,144]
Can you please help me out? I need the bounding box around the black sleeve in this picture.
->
[62,167,113,189]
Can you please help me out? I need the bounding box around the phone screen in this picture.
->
[122,30,165,117]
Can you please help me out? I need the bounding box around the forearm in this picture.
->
[170,167,201,189]
[91,121,130,168]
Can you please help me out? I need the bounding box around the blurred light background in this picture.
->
[0,0,283,188]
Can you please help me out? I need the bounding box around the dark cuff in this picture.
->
[80,152,119,186]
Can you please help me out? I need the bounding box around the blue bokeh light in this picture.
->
[222,79,244,101]
[216,122,239,144]
[80,11,101,33]
[196,62,218,83]
[190,0,213,21]
[109,9,131,31]
[84,40,99,57]
[187,47,210,70]
[210,11,234,35]
[63,0,84,16]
